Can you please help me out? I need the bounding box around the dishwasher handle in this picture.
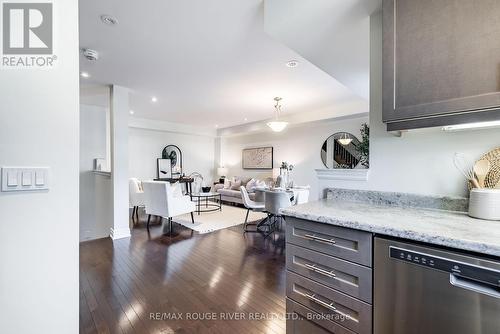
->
[450,273,500,299]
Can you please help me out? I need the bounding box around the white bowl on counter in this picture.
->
[468,188,500,221]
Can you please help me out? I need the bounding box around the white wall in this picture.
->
[129,127,216,186]
[80,115,216,241]
[0,0,79,332]
[79,105,112,241]
[221,115,369,200]
[318,11,500,198]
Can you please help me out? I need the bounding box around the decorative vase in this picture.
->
[278,169,291,188]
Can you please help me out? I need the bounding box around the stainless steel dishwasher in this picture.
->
[374,237,500,334]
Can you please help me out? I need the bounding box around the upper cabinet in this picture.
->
[382,0,500,131]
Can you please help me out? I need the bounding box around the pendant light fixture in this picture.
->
[338,132,353,146]
[267,97,288,132]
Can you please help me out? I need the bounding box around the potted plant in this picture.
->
[279,161,294,188]
[356,123,369,168]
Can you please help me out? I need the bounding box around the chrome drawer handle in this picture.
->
[304,263,336,278]
[305,293,337,312]
[304,233,336,245]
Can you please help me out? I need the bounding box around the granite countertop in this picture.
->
[282,197,500,257]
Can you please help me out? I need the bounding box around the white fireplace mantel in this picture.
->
[315,168,370,181]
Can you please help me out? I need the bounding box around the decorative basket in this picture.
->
[481,147,500,188]
[469,147,500,189]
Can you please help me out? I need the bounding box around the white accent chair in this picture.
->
[265,191,292,236]
[129,178,145,222]
[240,186,266,232]
[142,181,196,233]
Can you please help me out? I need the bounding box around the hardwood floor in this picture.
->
[80,213,286,334]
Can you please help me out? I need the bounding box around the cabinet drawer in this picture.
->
[286,298,356,334]
[287,271,372,334]
[286,217,372,266]
[286,244,372,303]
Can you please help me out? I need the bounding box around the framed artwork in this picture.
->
[162,145,182,177]
[242,147,273,169]
[157,158,172,179]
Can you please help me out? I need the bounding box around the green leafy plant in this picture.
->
[356,123,369,168]
[280,161,294,171]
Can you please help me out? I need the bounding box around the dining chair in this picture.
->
[129,178,145,223]
[240,186,266,232]
[254,189,266,203]
[188,172,204,194]
[142,181,196,233]
[264,191,292,236]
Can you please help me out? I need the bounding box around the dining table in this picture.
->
[253,187,307,205]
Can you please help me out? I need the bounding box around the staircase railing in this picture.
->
[333,140,359,168]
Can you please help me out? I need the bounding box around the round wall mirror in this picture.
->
[321,132,362,169]
[162,145,183,176]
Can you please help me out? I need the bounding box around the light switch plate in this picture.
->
[22,171,32,186]
[1,167,50,192]
[7,171,18,187]
[35,171,45,186]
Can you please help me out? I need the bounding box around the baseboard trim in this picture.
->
[110,227,131,240]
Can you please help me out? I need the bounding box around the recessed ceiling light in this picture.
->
[80,71,90,78]
[100,14,118,26]
[129,110,134,115]
[215,124,219,128]
[244,118,248,121]
[286,60,299,68]
[151,96,157,103]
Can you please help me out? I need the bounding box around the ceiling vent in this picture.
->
[82,48,99,61]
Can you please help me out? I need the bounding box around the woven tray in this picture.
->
[479,147,500,188]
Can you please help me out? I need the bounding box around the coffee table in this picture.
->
[190,192,222,215]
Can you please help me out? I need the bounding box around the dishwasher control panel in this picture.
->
[389,246,500,287]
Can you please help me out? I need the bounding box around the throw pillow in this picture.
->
[230,180,242,190]
[240,177,252,186]
[223,178,232,189]
[255,180,266,188]
[245,178,256,192]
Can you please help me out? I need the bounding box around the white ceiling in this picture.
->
[79,0,367,129]
[265,0,381,101]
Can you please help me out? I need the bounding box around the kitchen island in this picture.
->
[282,190,500,257]
[282,188,500,334]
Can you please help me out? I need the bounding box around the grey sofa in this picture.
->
[215,187,255,205]
[213,177,261,205]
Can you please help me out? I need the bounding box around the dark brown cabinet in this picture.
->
[383,0,500,131]
[285,217,373,334]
